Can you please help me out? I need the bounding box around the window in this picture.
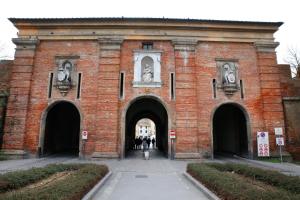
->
[48,73,54,98]
[119,72,125,99]
[77,73,82,99]
[142,42,153,50]
[212,79,217,99]
[170,73,175,100]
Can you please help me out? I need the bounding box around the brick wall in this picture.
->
[279,64,300,159]
[0,60,12,148]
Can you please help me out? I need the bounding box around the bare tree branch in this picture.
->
[284,46,300,77]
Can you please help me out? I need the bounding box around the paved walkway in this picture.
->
[92,150,208,200]
[1,152,300,199]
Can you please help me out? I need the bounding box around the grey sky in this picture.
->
[0,0,299,63]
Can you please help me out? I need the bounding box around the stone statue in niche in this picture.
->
[222,63,236,85]
[141,56,154,82]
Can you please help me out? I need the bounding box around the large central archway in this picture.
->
[42,102,80,156]
[124,97,168,158]
[213,103,249,158]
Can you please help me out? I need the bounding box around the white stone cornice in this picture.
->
[98,37,124,50]
[255,41,279,53]
[172,39,198,51]
[12,37,39,50]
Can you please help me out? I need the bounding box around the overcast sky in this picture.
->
[1,0,299,63]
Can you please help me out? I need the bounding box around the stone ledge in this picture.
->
[175,152,201,159]
[183,172,220,200]
[91,152,119,159]
[82,171,112,200]
[0,149,27,159]
[283,96,300,101]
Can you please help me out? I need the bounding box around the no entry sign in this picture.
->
[170,130,176,139]
[82,130,88,140]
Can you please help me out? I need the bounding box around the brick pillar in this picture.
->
[255,42,286,156]
[92,37,123,158]
[2,38,39,157]
[173,39,200,159]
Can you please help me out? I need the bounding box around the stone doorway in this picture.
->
[43,102,80,156]
[213,104,249,157]
[125,97,168,158]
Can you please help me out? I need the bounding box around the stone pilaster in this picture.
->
[92,37,123,158]
[172,39,200,159]
[255,41,286,156]
[2,38,39,158]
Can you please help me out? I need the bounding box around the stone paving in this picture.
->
[1,151,300,199]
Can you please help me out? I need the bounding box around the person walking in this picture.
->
[151,138,156,149]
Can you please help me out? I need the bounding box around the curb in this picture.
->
[82,171,112,200]
[183,172,220,200]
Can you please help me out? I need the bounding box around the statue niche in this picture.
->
[141,56,154,82]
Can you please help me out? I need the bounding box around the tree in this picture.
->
[0,41,10,60]
[285,46,300,78]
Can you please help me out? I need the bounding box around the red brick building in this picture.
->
[1,18,299,159]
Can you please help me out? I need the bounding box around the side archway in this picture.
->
[39,101,81,156]
[212,103,251,158]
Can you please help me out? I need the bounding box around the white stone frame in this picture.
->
[132,50,162,87]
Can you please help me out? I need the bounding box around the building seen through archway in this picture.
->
[213,104,248,158]
[43,102,80,156]
[125,97,168,158]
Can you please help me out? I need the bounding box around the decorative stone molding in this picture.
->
[132,49,162,88]
[98,37,123,50]
[255,41,279,53]
[216,59,240,95]
[12,37,39,50]
[53,56,79,96]
[172,39,198,51]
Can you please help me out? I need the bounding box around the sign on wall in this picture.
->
[82,130,88,140]
[170,130,176,139]
[257,132,269,157]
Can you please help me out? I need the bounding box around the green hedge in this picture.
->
[207,163,300,195]
[0,163,108,200]
[187,163,300,200]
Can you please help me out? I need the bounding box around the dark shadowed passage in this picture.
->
[43,102,80,155]
[125,97,168,158]
[213,104,248,157]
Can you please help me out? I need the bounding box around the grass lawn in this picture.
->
[187,163,300,200]
[0,163,108,200]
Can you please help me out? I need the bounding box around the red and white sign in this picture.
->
[257,132,269,157]
[82,130,88,140]
[276,137,285,146]
[170,130,176,139]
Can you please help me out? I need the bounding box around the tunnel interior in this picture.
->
[125,97,168,157]
[213,104,248,157]
[43,102,80,155]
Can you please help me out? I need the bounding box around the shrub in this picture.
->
[187,163,300,200]
[207,163,300,194]
[0,163,108,200]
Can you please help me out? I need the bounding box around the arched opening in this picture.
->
[125,97,168,158]
[43,102,80,156]
[213,104,248,157]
